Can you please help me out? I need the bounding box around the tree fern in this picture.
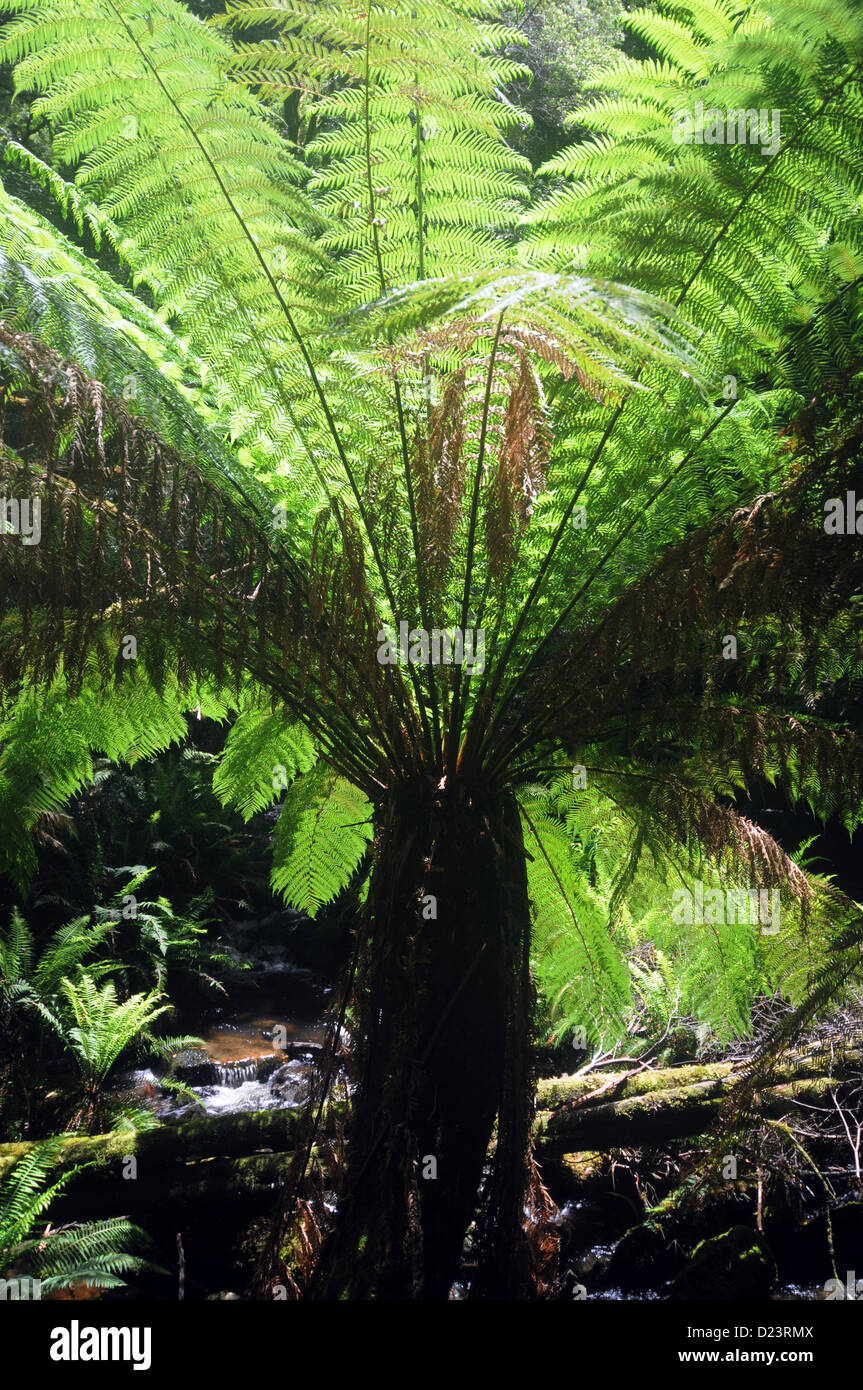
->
[2,0,863,1298]
[232,0,533,302]
[0,662,204,887]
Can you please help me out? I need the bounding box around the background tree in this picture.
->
[504,0,624,166]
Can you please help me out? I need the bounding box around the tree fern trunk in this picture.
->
[310,779,534,1300]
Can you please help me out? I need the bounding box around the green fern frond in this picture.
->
[270,766,373,912]
[212,698,316,821]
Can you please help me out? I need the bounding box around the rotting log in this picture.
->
[0,1108,299,1182]
[535,1074,860,1153]
[535,1047,862,1111]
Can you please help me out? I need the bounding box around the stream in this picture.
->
[104,915,847,1301]
[113,912,336,1121]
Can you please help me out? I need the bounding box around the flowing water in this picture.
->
[113,930,333,1120]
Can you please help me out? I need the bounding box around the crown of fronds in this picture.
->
[0,0,862,1044]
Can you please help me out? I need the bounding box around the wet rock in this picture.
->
[667,1226,777,1300]
[255,1055,282,1082]
[215,915,338,1007]
[190,1056,281,1088]
[276,1040,323,1062]
[170,1053,279,1089]
[267,1059,315,1105]
[170,1049,215,1087]
[573,1246,613,1280]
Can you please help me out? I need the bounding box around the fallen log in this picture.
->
[1,1048,857,1209]
[0,1108,299,1183]
[536,1061,736,1109]
[535,1046,862,1111]
[535,1074,860,1152]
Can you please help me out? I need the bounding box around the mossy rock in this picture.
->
[668,1226,777,1300]
[170,1047,209,1071]
[169,1048,214,1086]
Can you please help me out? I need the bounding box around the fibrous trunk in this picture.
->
[310,777,534,1300]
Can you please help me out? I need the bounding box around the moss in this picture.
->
[560,1151,605,1182]
[0,1109,300,1182]
[535,1049,862,1114]
[668,1226,777,1300]
[536,1061,734,1111]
